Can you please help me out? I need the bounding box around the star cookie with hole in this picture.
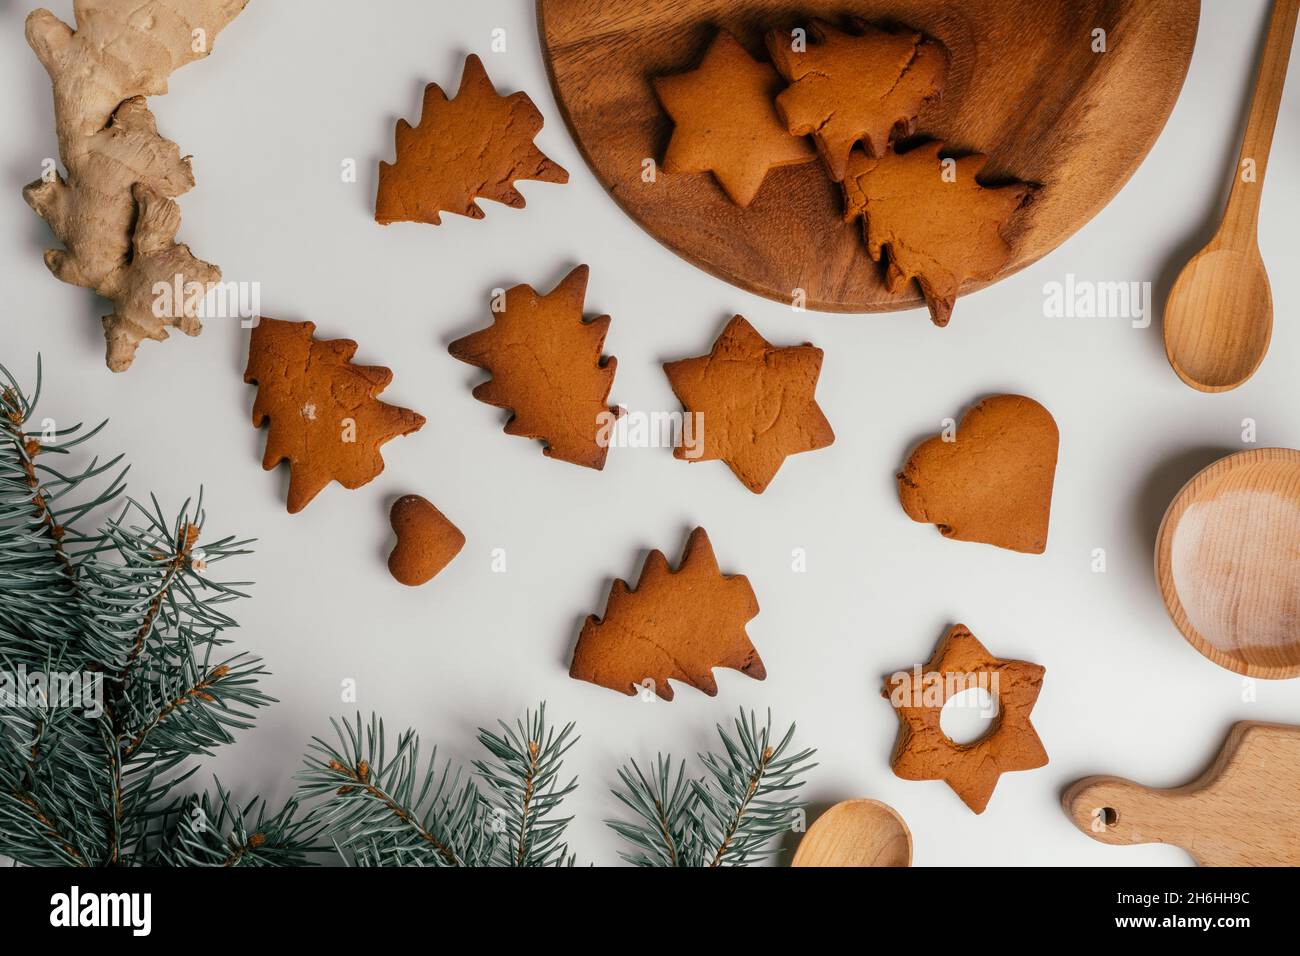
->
[663,315,834,493]
[882,623,1047,813]
[653,30,817,207]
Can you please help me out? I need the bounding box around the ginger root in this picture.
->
[23,1,248,372]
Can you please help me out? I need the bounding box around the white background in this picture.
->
[2,0,1297,866]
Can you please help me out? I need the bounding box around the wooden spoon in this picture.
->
[1155,448,1300,678]
[1163,0,1299,392]
[791,799,912,867]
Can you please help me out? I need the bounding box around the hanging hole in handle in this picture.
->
[1091,806,1119,832]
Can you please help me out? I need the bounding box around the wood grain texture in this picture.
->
[1163,0,1298,392]
[792,799,912,867]
[537,0,1199,312]
[1155,448,1300,679]
[1064,722,1300,866]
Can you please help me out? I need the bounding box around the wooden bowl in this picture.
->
[791,799,912,866]
[1155,448,1300,679]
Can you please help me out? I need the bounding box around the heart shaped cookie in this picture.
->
[897,395,1058,553]
[387,495,465,586]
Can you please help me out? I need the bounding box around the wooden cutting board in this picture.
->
[1063,722,1300,866]
[537,0,1199,313]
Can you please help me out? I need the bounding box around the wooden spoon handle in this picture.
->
[1222,0,1300,242]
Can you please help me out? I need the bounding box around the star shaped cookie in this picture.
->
[653,30,816,207]
[882,624,1047,813]
[663,315,834,493]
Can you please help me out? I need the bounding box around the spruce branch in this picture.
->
[300,704,580,867]
[473,702,578,867]
[149,780,319,867]
[607,754,699,867]
[0,358,316,866]
[299,714,493,867]
[608,709,816,867]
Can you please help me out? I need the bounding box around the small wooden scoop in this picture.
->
[791,799,912,867]
[1163,0,1299,392]
[1064,722,1300,866]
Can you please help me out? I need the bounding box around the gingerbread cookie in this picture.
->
[663,315,834,493]
[375,54,568,226]
[766,19,948,182]
[842,141,1034,326]
[882,624,1047,813]
[570,527,765,701]
[387,495,465,586]
[653,30,816,207]
[897,394,1058,554]
[243,318,425,513]
[448,265,617,470]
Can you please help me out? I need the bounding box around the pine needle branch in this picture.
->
[0,358,308,867]
[473,702,579,867]
[608,709,815,867]
[298,713,494,867]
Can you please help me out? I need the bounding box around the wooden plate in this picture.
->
[537,0,1199,313]
[1155,448,1300,679]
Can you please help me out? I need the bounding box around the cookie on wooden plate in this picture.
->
[653,30,816,207]
[766,18,948,182]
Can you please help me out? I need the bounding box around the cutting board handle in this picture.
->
[1062,776,1196,851]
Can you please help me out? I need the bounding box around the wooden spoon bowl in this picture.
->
[1164,245,1272,392]
[791,799,912,867]
[1162,0,1298,392]
[1155,448,1300,678]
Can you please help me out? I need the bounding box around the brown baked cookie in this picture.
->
[653,29,816,207]
[842,141,1034,326]
[766,19,947,182]
[897,394,1058,554]
[244,318,426,513]
[570,527,764,701]
[882,623,1048,814]
[387,495,465,586]
[448,265,617,469]
[663,315,833,493]
[375,54,568,225]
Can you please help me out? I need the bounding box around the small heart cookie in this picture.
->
[897,395,1058,554]
[387,495,465,586]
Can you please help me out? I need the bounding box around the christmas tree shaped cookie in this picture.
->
[766,19,948,181]
[570,527,765,700]
[244,318,425,513]
[376,54,568,225]
[842,141,1034,325]
[448,266,617,469]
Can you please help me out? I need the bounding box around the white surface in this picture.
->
[2,0,1297,866]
